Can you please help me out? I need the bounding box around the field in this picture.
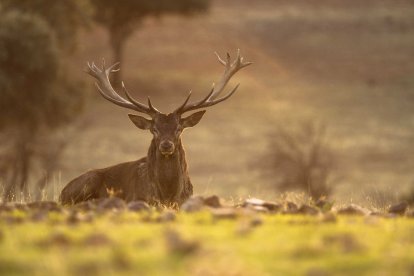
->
[53,0,414,203]
[1,198,414,276]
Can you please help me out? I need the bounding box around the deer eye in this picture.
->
[152,128,159,135]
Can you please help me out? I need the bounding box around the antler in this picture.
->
[86,60,160,117]
[174,49,252,114]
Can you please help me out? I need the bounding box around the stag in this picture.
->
[60,50,251,206]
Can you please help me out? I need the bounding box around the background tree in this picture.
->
[0,9,85,201]
[260,121,338,199]
[0,0,91,53]
[89,0,210,85]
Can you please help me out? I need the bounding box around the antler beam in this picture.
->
[174,49,252,114]
[86,60,159,116]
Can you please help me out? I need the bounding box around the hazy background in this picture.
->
[1,0,414,204]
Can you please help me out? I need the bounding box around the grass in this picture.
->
[1,208,413,275]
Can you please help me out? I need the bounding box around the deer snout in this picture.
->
[159,140,175,155]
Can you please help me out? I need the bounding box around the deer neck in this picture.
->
[147,138,188,200]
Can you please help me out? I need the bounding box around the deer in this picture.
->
[59,50,251,206]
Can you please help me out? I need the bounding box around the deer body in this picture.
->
[60,138,192,205]
[59,50,251,206]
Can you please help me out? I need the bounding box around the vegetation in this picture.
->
[261,122,337,199]
[89,0,209,85]
[0,7,85,201]
[0,201,413,275]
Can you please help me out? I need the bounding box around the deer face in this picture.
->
[128,111,205,156]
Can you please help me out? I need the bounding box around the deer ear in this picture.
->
[182,111,206,128]
[128,114,152,130]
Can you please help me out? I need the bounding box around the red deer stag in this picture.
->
[60,50,251,206]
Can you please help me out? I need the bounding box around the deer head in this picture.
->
[86,50,251,156]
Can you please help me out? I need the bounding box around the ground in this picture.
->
[0,199,413,276]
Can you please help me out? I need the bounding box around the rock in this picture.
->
[203,195,221,208]
[243,198,281,212]
[27,201,59,211]
[180,196,204,212]
[156,211,176,223]
[319,212,337,223]
[97,197,126,211]
[66,211,94,224]
[297,204,319,215]
[315,198,333,211]
[406,209,414,218]
[74,201,96,212]
[164,229,199,255]
[283,201,299,214]
[388,202,408,215]
[0,204,13,213]
[211,208,237,220]
[337,204,370,216]
[127,201,150,212]
[250,205,269,213]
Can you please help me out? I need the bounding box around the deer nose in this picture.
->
[159,140,175,155]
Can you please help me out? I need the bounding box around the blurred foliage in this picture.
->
[261,121,338,199]
[0,7,86,201]
[0,0,91,53]
[89,0,210,84]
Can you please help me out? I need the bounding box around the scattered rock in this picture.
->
[74,201,96,212]
[0,204,13,213]
[97,197,126,211]
[406,209,414,218]
[27,201,60,212]
[203,195,221,208]
[127,201,150,212]
[211,208,237,220]
[181,196,204,212]
[250,205,269,213]
[82,233,112,247]
[297,204,319,216]
[164,229,199,255]
[283,201,299,214]
[319,212,337,223]
[388,202,408,215]
[156,211,176,222]
[315,198,333,211]
[67,211,94,224]
[337,204,370,216]
[243,198,281,212]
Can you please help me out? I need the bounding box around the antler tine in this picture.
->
[86,60,159,117]
[175,50,251,114]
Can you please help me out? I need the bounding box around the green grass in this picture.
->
[1,210,413,276]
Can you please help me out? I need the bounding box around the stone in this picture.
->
[156,211,176,222]
[203,195,221,208]
[127,201,150,212]
[97,197,126,211]
[243,198,281,212]
[181,196,204,212]
[297,204,319,215]
[388,202,408,215]
[337,204,370,216]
